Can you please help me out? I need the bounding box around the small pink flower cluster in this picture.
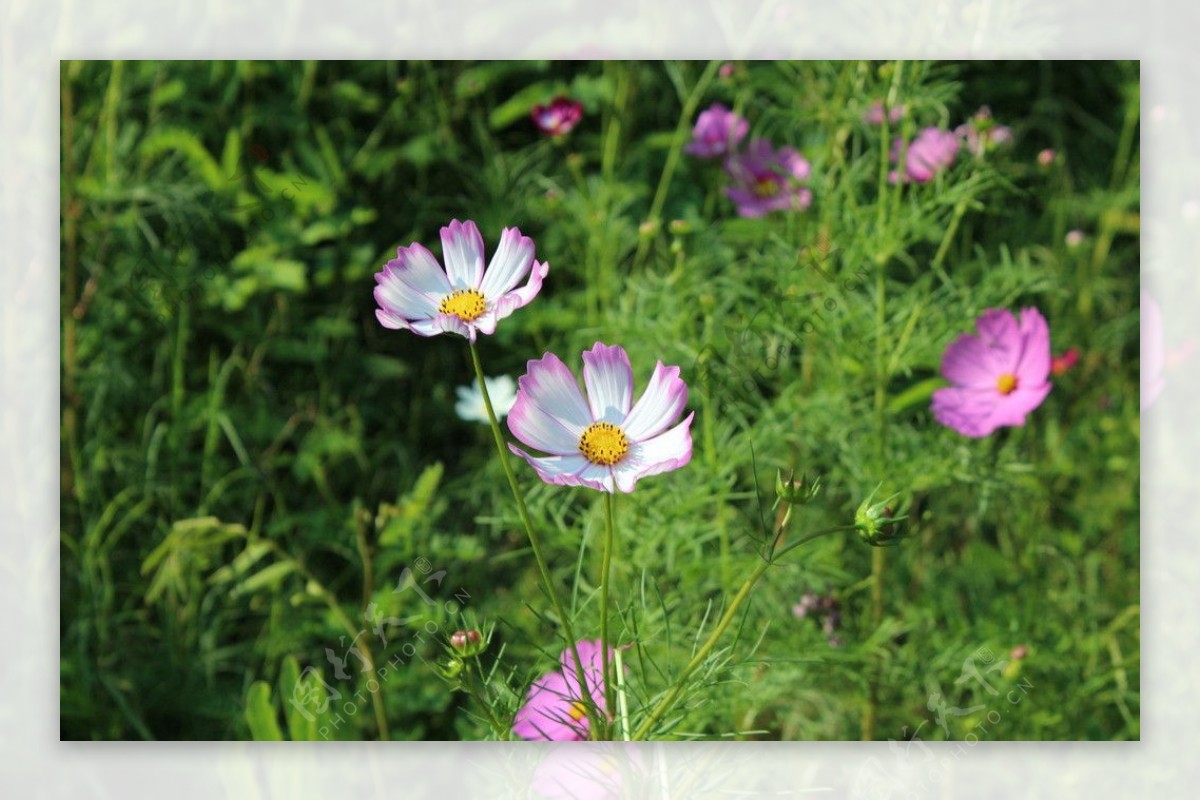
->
[685,102,813,218]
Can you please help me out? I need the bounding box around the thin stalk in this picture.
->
[600,491,617,737]
[633,60,720,271]
[631,523,851,740]
[260,539,389,741]
[614,647,631,740]
[467,343,596,737]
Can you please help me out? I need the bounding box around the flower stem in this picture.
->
[467,342,596,738]
[600,491,617,737]
[633,60,720,271]
[631,524,849,740]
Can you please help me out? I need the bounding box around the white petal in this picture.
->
[508,446,614,492]
[479,227,536,298]
[622,361,688,440]
[582,343,634,423]
[612,413,694,493]
[440,220,486,289]
[514,352,593,433]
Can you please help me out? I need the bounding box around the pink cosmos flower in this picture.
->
[508,342,694,494]
[931,308,1053,438]
[512,639,611,741]
[373,219,548,343]
[723,138,812,218]
[863,99,906,125]
[684,102,749,158]
[956,106,1013,157]
[532,97,583,136]
[889,127,959,184]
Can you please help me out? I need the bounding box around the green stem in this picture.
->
[260,539,390,741]
[600,491,617,738]
[633,60,720,271]
[631,524,849,740]
[467,342,596,737]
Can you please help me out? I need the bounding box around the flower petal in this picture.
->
[582,343,634,423]
[1013,307,1051,386]
[611,412,694,493]
[622,361,688,441]
[440,219,485,289]
[507,391,584,455]
[940,333,999,389]
[512,351,592,435]
[512,669,587,741]
[507,445,613,492]
[479,227,536,299]
[931,386,995,437]
[373,243,453,323]
[483,259,549,328]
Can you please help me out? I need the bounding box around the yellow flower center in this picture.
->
[996,373,1018,395]
[578,422,630,466]
[568,700,588,722]
[753,177,779,198]
[438,289,486,322]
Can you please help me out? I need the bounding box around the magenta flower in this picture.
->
[1051,348,1079,377]
[863,99,906,125]
[889,127,959,184]
[508,342,694,494]
[931,308,1053,438]
[532,96,583,136]
[512,640,611,741]
[685,102,749,158]
[723,139,812,218]
[374,219,548,343]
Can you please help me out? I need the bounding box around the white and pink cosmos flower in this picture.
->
[373,219,548,343]
[931,308,1053,438]
[507,342,694,494]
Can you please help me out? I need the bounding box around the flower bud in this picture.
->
[775,469,821,508]
[854,484,908,546]
[1037,148,1056,168]
[450,629,485,656]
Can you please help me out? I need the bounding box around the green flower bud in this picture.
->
[854,484,908,546]
[775,469,821,508]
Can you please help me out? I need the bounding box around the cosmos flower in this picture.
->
[955,105,1012,157]
[863,99,906,125]
[889,127,959,184]
[512,639,612,741]
[684,102,749,158]
[931,308,1053,438]
[374,219,548,343]
[455,375,518,423]
[532,96,583,136]
[508,342,694,494]
[723,138,812,218]
[956,106,1014,157]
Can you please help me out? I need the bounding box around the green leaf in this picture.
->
[234,561,295,597]
[281,656,319,741]
[887,377,945,414]
[244,682,284,740]
[140,128,226,192]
